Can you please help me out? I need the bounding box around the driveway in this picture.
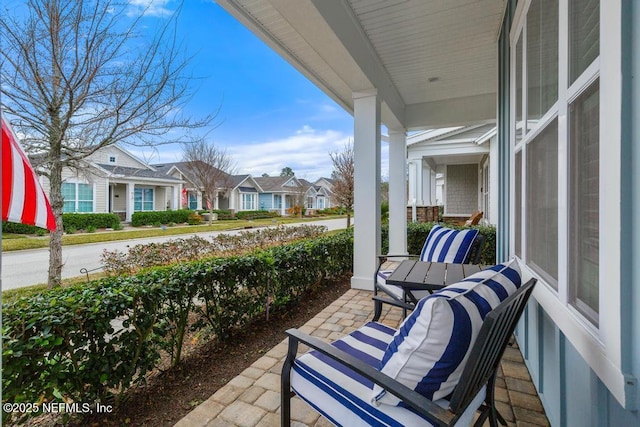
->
[1,218,350,290]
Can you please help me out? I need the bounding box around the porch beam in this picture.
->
[309,0,405,127]
[405,93,496,129]
[351,89,381,291]
[387,129,407,256]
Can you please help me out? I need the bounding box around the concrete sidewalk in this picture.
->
[175,288,550,427]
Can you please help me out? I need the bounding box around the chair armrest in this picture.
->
[285,328,456,427]
[377,254,420,260]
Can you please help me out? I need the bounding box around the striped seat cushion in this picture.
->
[372,259,521,405]
[420,225,479,263]
[291,322,484,426]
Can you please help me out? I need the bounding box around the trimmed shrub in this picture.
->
[1,230,353,423]
[62,213,120,231]
[2,221,47,235]
[187,212,203,225]
[235,210,279,220]
[131,210,193,227]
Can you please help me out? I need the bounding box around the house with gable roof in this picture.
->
[40,144,184,222]
[254,175,305,215]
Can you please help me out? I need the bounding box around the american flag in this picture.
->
[2,113,56,231]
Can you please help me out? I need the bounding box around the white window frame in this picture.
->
[509,0,626,406]
[61,180,95,213]
[108,155,117,163]
[134,187,155,212]
[241,193,256,211]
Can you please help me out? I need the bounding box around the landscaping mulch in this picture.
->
[66,277,352,427]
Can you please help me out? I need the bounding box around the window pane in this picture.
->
[515,36,524,143]
[77,202,93,212]
[63,201,75,213]
[515,151,522,257]
[134,188,142,211]
[570,80,599,324]
[569,0,599,85]
[527,119,558,285]
[62,182,76,200]
[527,0,558,130]
[77,184,93,201]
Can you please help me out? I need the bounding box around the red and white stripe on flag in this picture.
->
[2,113,56,231]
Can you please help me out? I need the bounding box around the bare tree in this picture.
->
[181,141,235,224]
[0,0,217,287]
[329,141,355,227]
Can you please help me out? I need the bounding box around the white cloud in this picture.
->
[227,126,351,181]
[127,0,173,17]
[127,125,391,182]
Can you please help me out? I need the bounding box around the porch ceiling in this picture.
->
[217,0,505,130]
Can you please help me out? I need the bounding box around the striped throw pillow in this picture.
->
[372,259,521,405]
[419,225,479,263]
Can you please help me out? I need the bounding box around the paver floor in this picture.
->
[175,289,550,427]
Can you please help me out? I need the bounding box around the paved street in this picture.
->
[1,218,349,290]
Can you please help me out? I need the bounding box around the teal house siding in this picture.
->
[498,1,640,425]
[515,299,640,427]
[258,193,273,210]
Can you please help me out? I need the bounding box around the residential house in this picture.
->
[217,0,640,425]
[41,144,183,222]
[254,176,305,215]
[298,179,332,213]
[314,177,335,208]
[225,174,262,212]
[153,161,229,211]
[407,124,497,224]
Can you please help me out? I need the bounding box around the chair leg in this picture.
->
[281,337,299,426]
[373,298,383,321]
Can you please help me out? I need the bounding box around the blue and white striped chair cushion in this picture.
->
[376,226,480,304]
[420,225,479,263]
[291,322,485,426]
[372,259,521,405]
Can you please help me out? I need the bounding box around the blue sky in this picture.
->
[128,0,376,181]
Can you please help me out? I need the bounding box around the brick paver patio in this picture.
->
[175,289,550,427]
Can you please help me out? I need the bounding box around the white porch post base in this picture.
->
[351,89,381,291]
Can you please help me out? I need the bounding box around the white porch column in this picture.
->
[351,89,381,290]
[429,168,437,206]
[281,196,286,216]
[415,159,424,205]
[388,129,407,255]
[125,183,134,222]
[173,185,179,210]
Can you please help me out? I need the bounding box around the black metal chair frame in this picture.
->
[373,233,486,321]
[281,278,536,427]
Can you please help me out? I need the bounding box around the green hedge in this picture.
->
[2,221,47,235]
[235,210,280,220]
[3,214,120,234]
[62,213,120,231]
[1,230,353,422]
[382,222,496,265]
[130,210,193,226]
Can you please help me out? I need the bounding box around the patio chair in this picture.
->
[465,211,484,226]
[373,224,485,321]
[281,262,536,426]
